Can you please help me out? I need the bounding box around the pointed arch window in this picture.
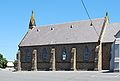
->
[26,49,31,62]
[83,46,90,61]
[61,47,67,61]
[43,48,47,62]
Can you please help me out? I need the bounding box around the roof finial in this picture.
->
[106,12,108,17]
[105,12,109,20]
[32,10,34,14]
[29,10,36,29]
[105,12,109,23]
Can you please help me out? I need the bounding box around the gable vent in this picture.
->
[51,27,54,30]
[37,29,39,32]
[90,22,93,26]
[70,25,73,28]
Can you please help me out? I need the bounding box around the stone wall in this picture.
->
[19,42,111,71]
[102,43,112,70]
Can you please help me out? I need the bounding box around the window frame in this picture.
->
[42,48,48,62]
[26,49,31,62]
[83,46,90,62]
[61,47,67,61]
[115,44,119,58]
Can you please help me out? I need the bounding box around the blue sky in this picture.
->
[0,0,120,61]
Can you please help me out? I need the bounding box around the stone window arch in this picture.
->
[83,46,90,61]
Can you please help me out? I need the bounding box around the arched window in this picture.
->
[26,49,31,62]
[83,46,90,61]
[43,48,47,62]
[61,47,67,61]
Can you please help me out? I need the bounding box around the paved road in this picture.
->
[0,71,120,81]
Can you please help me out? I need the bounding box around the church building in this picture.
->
[17,11,120,71]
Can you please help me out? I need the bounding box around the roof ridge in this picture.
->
[36,17,104,28]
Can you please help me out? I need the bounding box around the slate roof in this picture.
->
[103,23,120,43]
[19,18,106,47]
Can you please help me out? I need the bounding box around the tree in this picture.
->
[0,54,8,68]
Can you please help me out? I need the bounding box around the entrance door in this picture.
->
[114,44,119,71]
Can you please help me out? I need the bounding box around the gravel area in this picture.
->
[0,70,120,81]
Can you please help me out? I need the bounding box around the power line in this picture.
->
[80,0,99,36]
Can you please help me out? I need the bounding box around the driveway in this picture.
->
[0,70,120,81]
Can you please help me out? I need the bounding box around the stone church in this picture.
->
[17,11,120,71]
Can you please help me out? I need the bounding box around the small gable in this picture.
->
[115,30,120,38]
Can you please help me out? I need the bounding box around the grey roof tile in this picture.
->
[103,23,120,43]
[19,18,105,47]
